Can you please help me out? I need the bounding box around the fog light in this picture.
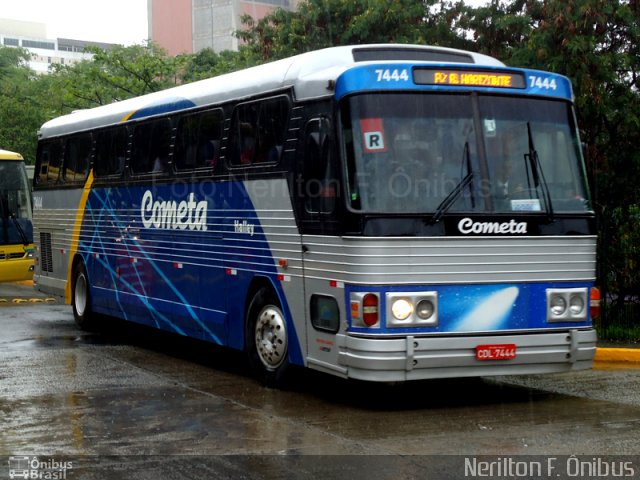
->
[550,295,567,316]
[391,299,413,321]
[569,294,585,316]
[416,300,435,320]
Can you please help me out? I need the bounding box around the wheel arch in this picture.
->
[241,275,304,367]
[66,253,88,304]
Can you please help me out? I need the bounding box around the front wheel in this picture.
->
[245,288,290,387]
[72,261,98,330]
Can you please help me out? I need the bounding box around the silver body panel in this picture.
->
[301,235,597,285]
[336,329,596,382]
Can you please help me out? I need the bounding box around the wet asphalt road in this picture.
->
[1,294,640,479]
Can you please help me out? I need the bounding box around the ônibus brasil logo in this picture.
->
[141,190,208,231]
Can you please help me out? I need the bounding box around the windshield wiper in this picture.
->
[10,214,29,245]
[524,122,554,222]
[430,142,474,224]
[1,193,29,245]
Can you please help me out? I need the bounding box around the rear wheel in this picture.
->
[72,261,97,330]
[246,287,290,387]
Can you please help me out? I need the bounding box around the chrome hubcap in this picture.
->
[255,306,287,369]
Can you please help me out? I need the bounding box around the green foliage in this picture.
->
[456,0,545,61]
[180,48,256,82]
[236,0,434,60]
[601,204,640,305]
[0,47,48,161]
[46,42,188,111]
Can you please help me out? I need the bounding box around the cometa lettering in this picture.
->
[141,190,208,231]
[458,217,527,235]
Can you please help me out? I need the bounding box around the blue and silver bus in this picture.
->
[33,44,598,385]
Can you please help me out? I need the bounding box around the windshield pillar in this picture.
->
[471,93,492,211]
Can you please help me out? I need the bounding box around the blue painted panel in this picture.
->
[78,180,305,366]
[335,64,573,101]
[346,282,593,335]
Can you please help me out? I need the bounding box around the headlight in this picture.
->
[550,295,567,316]
[416,300,435,320]
[386,292,438,327]
[569,294,585,315]
[391,299,413,321]
[546,288,588,322]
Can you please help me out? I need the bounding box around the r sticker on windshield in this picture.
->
[360,118,387,153]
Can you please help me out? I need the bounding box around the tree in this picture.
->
[180,48,256,83]
[0,47,48,162]
[236,0,433,61]
[47,42,187,112]
[456,0,544,62]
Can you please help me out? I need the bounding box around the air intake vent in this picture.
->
[353,47,474,64]
[40,231,53,273]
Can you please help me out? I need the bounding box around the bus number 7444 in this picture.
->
[375,68,410,82]
[529,75,557,90]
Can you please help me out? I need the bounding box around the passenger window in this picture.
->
[130,118,173,174]
[64,134,92,183]
[304,118,337,214]
[94,127,128,177]
[37,140,64,185]
[174,109,223,171]
[230,97,289,166]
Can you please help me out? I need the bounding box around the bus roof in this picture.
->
[38,44,506,139]
[0,149,24,161]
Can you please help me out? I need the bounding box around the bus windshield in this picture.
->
[0,160,33,245]
[342,93,591,215]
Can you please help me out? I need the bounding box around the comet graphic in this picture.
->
[453,287,520,332]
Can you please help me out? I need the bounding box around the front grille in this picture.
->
[0,251,26,260]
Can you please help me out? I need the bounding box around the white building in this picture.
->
[0,18,116,74]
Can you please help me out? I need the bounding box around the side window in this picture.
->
[130,118,173,174]
[230,97,289,166]
[37,140,64,185]
[94,127,128,177]
[174,109,223,171]
[304,118,337,214]
[64,134,92,183]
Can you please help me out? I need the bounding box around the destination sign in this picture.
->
[414,68,526,89]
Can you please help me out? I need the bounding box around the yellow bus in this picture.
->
[0,149,34,282]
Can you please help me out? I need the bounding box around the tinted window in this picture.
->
[37,140,64,185]
[174,109,223,171]
[94,127,128,177]
[64,134,92,183]
[304,118,337,214]
[130,118,173,174]
[230,97,289,166]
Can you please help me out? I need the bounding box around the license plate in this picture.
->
[475,344,517,361]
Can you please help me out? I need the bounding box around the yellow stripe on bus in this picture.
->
[121,111,136,122]
[65,170,95,304]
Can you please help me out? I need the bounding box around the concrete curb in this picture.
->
[594,348,640,364]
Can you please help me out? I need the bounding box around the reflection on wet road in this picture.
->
[2,305,640,468]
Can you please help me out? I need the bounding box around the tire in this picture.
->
[72,261,97,330]
[245,287,290,387]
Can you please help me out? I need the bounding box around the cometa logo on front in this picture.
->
[458,217,527,235]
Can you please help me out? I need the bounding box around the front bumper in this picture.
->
[336,329,597,382]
